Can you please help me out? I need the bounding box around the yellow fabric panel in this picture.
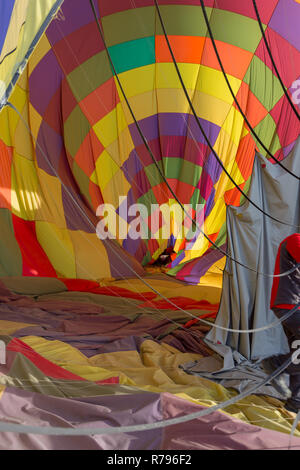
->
[213,127,239,171]
[116,64,156,99]
[105,126,135,167]
[35,168,66,228]
[153,63,241,106]
[120,90,158,124]
[18,335,299,436]
[0,0,62,102]
[155,63,199,91]
[28,103,43,142]
[21,336,119,383]
[11,153,42,220]
[0,385,5,401]
[0,320,36,335]
[14,105,35,161]
[0,1,29,63]
[68,230,111,280]
[0,84,27,146]
[204,198,227,235]
[35,221,76,278]
[93,103,128,148]
[118,62,240,108]
[103,276,222,304]
[190,90,232,128]
[221,105,245,147]
[195,65,241,105]
[100,168,131,206]
[28,34,52,76]
[93,150,120,190]
[121,88,232,129]
[91,339,300,436]
[197,265,224,290]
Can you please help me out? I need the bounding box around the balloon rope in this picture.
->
[199,0,300,180]
[252,0,300,123]
[154,0,300,226]
[89,0,300,278]
[0,352,294,436]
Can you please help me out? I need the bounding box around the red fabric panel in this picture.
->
[12,215,57,277]
[270,238,285,309]
[270,233,300,310]
[139,297,219,312]
[286,233,300,263]
[59,278,157,301]
[7,338,119,384]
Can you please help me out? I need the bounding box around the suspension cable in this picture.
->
[252,0,300,122]
[89,0,300,278]
[154,0,300,226]
[199,0,300,180]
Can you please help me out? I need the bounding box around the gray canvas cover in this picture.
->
[206,139,300,360]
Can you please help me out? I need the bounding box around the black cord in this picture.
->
[252,0,300,123]
[154,0,300,227]
[199,0,300,181]
[89,0,300,278]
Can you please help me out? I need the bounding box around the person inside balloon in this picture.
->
[262,233,300,413]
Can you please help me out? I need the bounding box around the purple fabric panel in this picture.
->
[204,187,216,218]
[0,387,162,450]
[121,150,144,178]
[171,243,226,284]
[0,387,300,450]
[36,121,63,176]
[46,0,99,46]
[103,239,144,278]
[170,250,185,268]
[161,393,300,450]
[190,245,226,278]
[162,328,212,355]
[29,49,63,115]
[61,185,95,232]
[203,151,223,183]
[12,330,146,357]
[269,0,300,52]
[128,113,220,148]
[122,235,144,257]
[284,140,297,158]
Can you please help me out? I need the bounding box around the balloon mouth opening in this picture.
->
[150,247,176,267]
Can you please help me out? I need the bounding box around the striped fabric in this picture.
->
[0,0,299,287]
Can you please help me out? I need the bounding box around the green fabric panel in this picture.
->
[137,187,159,208]
[72,161,93,207]
[210,8,266,52]
[189,188,201,207]
[1,276,68,295]
[254,113,281,157]
[67,50,113,102]
[163,158,202,185]
[1,277,67,295]
[64,105,91,158]
[144,161,164,188]
[243,55,284,112]
[214,221,227,246]
[102,7,155,47]
[238,176,252,206]
[108,37,155,74]
[37,291,146,320]
[0,209,22,276]
[155,5,209,37]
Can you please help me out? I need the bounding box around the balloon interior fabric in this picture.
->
[0,0,299,450]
